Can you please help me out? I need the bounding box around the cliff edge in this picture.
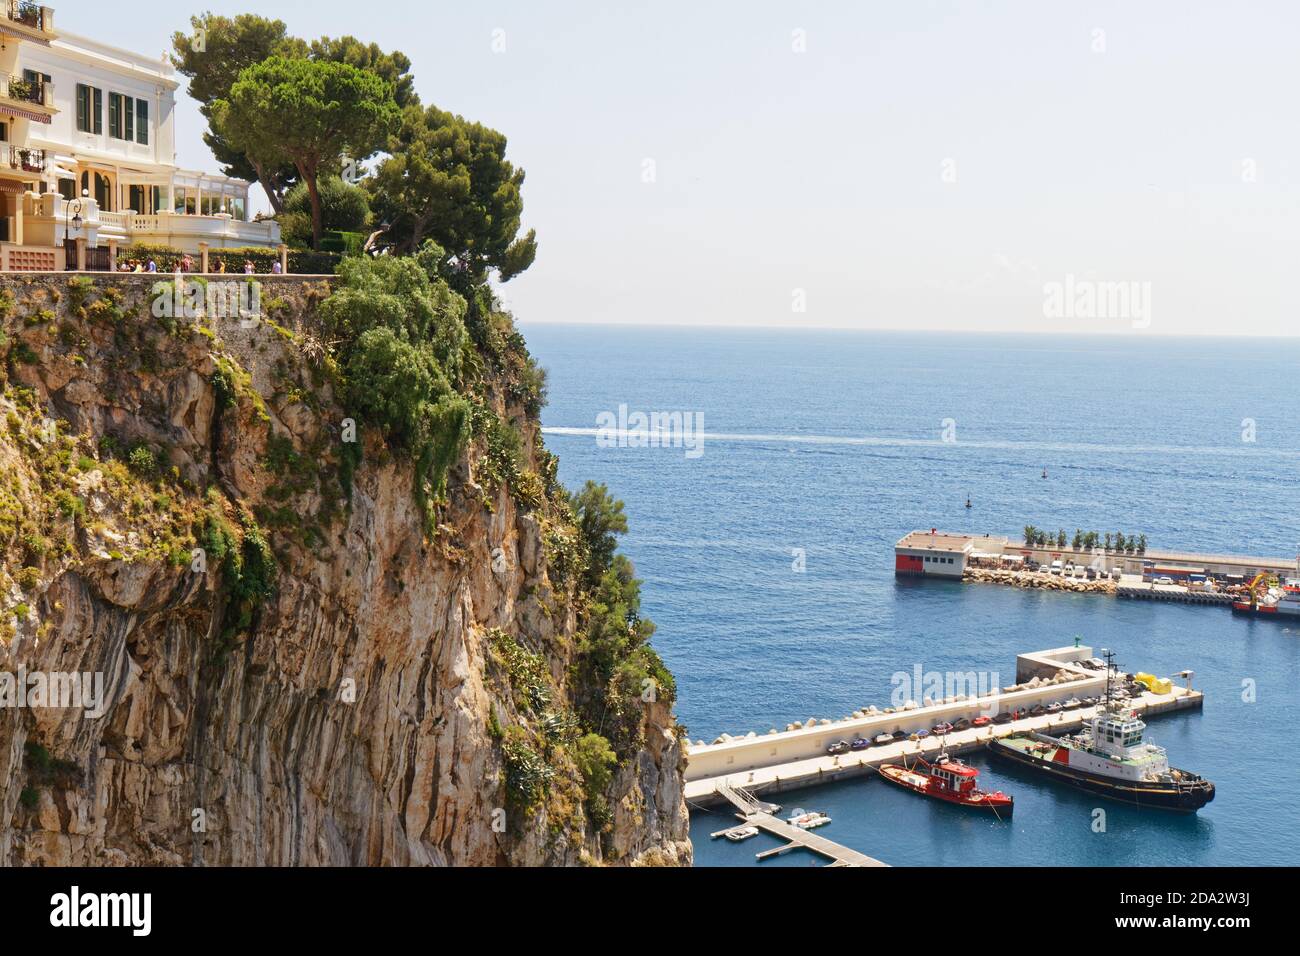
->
[0,269,690,866]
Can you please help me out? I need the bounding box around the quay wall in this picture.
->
[685,646,1115,783]
[686,689,1201,807]
[987,539,1296,579]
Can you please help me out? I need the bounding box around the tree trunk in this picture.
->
[249,159,286,215]
[400,210,433,255]
[299,161,322,250]
[263,174,286,215]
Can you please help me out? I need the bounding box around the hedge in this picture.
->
[116,243,342,276]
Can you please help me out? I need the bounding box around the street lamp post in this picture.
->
[64,190,85,270]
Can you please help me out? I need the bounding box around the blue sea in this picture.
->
[524,325,1300,867]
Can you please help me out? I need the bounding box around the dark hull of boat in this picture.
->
[1231,602,1300,619]
[987,738,1215,812]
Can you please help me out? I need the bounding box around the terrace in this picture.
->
[2,2,55,39]
[19,193,280,253]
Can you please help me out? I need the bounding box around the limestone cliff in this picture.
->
[0,273,690,866]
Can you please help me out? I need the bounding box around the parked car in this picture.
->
[1154,576,1175,586]
[826,740,850,755]
[1111,568,1123,579]
[1085,567,1098,580]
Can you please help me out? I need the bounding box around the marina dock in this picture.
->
[685,644,1204,808]
[896,530,1297,612]
[1116,579,1234,605]
[710,783,888,866]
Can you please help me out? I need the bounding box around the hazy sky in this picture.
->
[77,1,1300,335]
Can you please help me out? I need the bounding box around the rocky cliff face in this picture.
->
[0,273,690,866]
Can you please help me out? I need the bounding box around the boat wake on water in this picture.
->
[542,427,1300,459]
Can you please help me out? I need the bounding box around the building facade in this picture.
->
[0,4,279,269]
[894,531,975,578]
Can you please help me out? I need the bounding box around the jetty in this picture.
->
[710,782,887,867]
[685,644,1203,807]
[895,530,1297,611]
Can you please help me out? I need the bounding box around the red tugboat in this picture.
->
[878,750,1013,818]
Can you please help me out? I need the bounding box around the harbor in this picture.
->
[897,530,1299,613]
[685,644,1203,807]
[708,784,888,867]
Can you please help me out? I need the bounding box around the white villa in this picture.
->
[0,3,280,270]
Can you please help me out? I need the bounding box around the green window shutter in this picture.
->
[136,99,148,145]
[124,96,133,142]
[76,84,87,131]
[108,93,120,139]
[93,88,103,133]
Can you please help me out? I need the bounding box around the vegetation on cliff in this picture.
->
[0,9,685,867]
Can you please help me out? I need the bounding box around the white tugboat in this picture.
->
[988,650,1215,812]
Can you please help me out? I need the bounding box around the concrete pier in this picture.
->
[685,645,1204,808]
[1116,580,1234,605]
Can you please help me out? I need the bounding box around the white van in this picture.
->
[1050,560,1063,575]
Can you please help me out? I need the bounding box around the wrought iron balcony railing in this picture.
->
[7,146,45,173]
[7,2,50,31]
[2,73,46,105]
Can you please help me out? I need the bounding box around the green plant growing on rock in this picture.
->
[128,445,157,478]
[324,252,473,530]
[501,726,554,814]
[201,497,277,645]
[572,732,616,831]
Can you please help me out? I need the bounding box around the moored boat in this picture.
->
[787,808,831,829]
[877,752,1013,817]
[1232,577,1300,619]
[987,650,1215,812]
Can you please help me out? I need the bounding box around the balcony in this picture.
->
[3,2,55,38]
[1,73,51,107]
[128,211,281,248]
[4,146,44,174]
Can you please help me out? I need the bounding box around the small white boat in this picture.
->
[873,732,894,746]
[724,825,759,842]
[787,809,831,830]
